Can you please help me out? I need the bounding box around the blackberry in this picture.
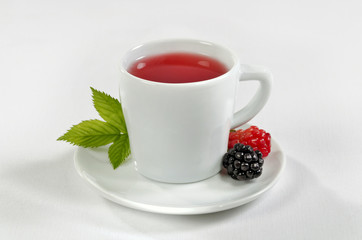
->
[223,143,264,180]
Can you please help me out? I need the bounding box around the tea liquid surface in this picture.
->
[128,52,228,83]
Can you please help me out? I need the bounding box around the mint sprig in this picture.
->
[57,87,130,169]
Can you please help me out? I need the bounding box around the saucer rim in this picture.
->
[74,133,286,215]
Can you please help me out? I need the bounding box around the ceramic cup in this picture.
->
[119,39,272,183]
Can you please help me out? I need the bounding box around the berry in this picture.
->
[228,126,271,157]
[223,143,264,180]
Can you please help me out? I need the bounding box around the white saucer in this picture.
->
[74,137,286,215]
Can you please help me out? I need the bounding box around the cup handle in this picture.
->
[231,65,272,129]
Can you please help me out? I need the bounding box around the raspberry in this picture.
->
[228,126,271,157]
[222,143,264,180]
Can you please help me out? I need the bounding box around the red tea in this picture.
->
[128,52,228,83]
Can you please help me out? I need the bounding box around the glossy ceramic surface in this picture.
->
[74,133,285,215]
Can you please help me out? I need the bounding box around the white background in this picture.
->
[1,0,362,239]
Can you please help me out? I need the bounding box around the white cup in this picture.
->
[119,39,272,183]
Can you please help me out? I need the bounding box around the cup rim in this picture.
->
[119,38,240,86]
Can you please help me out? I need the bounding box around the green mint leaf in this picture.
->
[91,87,127,133]
[57,119,121,147]
[108,134,131,169]
[58,87,131,169]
